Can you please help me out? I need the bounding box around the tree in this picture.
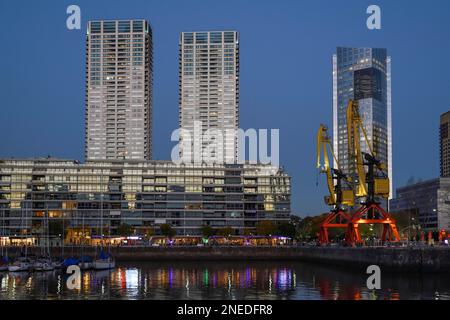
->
[93,224,111,236]
[117,223,134,236]
[48,220,64,237]
[243,228,255,236]
[276,222,296,239]
[216,227,233,237]
[160,224,176,238]
[201,225,214,238]
[143,228,155,240]
[296,214,326,240]
[256,220,277,236]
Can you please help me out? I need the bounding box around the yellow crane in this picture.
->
[317,124,354,207]
[344,99,400,245]
[346,99,389,200]
[316,124,353,244]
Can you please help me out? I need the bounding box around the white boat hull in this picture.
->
[93,260,115,270]
[8,263,30,272]
[34,263,55,272]
[42,265,55,271]
[79,262,93,270]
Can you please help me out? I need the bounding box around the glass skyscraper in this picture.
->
[179,31,239,163]
[440,111,450,177]
[333,47,392,199]
[85,20,153,161]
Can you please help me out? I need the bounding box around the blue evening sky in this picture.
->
[1,0,449,216]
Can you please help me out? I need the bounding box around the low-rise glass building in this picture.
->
[0,158,290,240]
[389,178,450,232]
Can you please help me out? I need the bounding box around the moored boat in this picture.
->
[62,257,80,270]
[53,259,63,269]
[8,257,32,272]
[0,256,9,271]
[34,258,55,272]
[93,251,115,270]
[79,255,94,270]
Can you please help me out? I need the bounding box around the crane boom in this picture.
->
[343,99,399,246]
[317,124,336,205]
[346,100,389,199]
[346,100,367,197]
[317,124,354,207]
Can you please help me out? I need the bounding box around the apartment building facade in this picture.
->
[85,20,153,160]
[179,31,239,163]
[0,158,291,239]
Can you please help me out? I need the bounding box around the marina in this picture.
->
[0,260,449,300]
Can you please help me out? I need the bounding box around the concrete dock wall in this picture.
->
[5,246,450,272]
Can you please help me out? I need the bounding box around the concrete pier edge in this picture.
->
[4,246,450,273]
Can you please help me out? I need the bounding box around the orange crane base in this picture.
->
[318,210,351,244]
[345,202,400,246]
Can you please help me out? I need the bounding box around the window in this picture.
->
[103,21,116,33]
[195,32,208,44]
[90,22,101,33]
[210,32,222,43]
[224,32,235,43]
[133,21,143,32]
[184,33,193,44]
[118,21,130,33]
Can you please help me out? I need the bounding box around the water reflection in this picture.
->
[0,261,449,300]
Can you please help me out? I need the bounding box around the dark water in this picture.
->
[0,261,449,300]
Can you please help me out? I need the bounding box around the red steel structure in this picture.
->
[318,210,351,244]
[317,100,401,246]
[316,125,354,244]
[345,202,400,245]
[344,100,400,246]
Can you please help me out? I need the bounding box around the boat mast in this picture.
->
[101,194,103,248]
[25,197,28,258]
[61,211,64,258]
[1,208,4,257]
[43,200,48,258]
[46,200,51,258]
[81,204,84,258]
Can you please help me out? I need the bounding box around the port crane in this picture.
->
[316,124,354,244]
[344,99,400,245]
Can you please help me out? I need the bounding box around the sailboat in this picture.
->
[0,256,8,271]
[93,192,115,270]
[33,257,55,271]
[61,216,79,270]
[8,256,32,272]
[34,202,54,272]
[0,211,8,271]
[53,211,66,269]
[79,255,93,270]
[9,202,32,272]
[93,250,115,270]
[62,256,80,270]
[78,208,93,270]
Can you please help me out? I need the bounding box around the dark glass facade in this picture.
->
[333,47,392,202]
[390,179,438,230]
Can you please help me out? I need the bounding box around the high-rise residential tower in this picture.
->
[440,111,450,177]
[179,31,239,163]
[85,20,152,160]
[333,47,392,199]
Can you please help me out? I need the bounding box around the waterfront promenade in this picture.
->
[4,245,450,272]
